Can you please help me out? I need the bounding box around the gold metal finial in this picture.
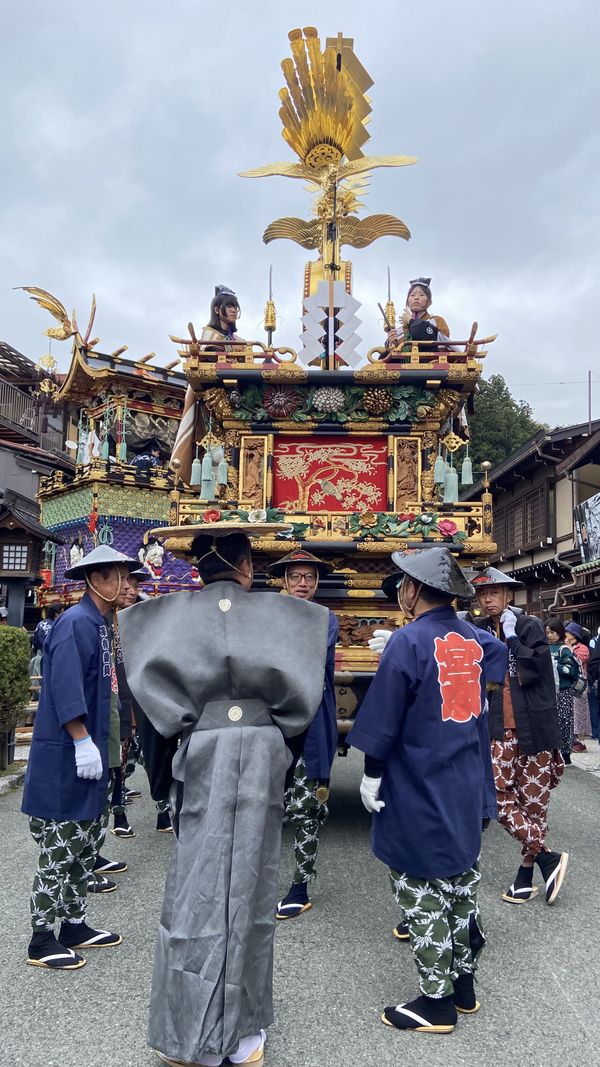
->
[240,28,417,280]
[481,460,492,489]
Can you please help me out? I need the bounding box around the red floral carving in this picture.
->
[203,508,222,523]
[438,519,458,536]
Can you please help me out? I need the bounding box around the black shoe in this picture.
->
[535,850,569,905]
[87,875,117,894]
[111,810,135,838]
[124,787,142,800]
[27,930,86,970]
[452,973,480,1014]
[156,810,173,833]
[381,993,457,1033]
[59,920,122,949]
[93,854,128,875]
[276,881,312,920]
[393,922,410,941]
[502,864,538,904]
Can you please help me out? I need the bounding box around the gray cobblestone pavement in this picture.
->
[1,748,598,1067]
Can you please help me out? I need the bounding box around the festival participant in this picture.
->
[385,277,450,355]
[171,286,244,484]
[545,618,578,764]
[21,546,139,970]
[118,521,329,1067]
[32,603,62,658]
[564,621,592,752]
[349,547,503,1035]
[472,568,568,906]
[266,550,339,920]
[117,567,177,832]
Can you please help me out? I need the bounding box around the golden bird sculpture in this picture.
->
[240,28,417,275]
[17,287,100,348]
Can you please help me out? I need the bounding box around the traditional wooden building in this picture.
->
[462,419,600,629]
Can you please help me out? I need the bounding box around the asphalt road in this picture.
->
[1,748,598,1067]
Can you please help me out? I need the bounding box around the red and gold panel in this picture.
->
[272,435,388,513]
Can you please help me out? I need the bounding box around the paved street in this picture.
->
[2,748,598,1067]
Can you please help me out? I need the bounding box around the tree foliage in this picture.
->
[469,374,547,472]
[0,626,31,735]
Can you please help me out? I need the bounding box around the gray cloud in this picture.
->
[1,0,598,426]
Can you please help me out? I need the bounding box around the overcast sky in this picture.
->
[1,0,598,427]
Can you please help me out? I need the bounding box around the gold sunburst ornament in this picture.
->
[240,28,417,273]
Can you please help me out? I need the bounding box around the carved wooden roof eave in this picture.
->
[56,341,187,404]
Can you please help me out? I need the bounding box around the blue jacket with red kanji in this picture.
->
[349,606,505,880]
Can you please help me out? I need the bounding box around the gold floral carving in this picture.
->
[420,431,438,501]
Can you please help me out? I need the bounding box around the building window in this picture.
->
[525,487,546,543]
[1,544,28,570]
[505,501,523,552]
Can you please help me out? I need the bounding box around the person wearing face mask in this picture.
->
[21,546,139,970]
[118,521,329,1067]
[265,550,339,921]
[349,547,504,1036]
[472,568,568,908]
[385,277,450,358]
[116,568,178,833]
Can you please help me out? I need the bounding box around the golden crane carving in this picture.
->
[240,28,417,275]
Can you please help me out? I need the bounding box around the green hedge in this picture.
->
[0,627,31,734]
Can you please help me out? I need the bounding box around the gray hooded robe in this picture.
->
[118,581,329,1063]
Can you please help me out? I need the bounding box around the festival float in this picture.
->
[19,292,198,601]
[26,28,497,732]
[151,28,498,734]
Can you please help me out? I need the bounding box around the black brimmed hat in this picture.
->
[471,566,523,590]
[387,546,475,600]
[267,549,333,579]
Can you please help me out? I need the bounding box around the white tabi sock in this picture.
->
[229,1029,266,1064]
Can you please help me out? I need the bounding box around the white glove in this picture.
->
[360,774,385,813]
[501,608,517,639]
[74,736,103,781]
[368,629,393,654]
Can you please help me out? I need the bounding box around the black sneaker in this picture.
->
[124,787,142,800]
[381,993,457,1033]
[87,875,117,894]
[93,854,128,875]
[452,973,480,1014]
[111,810,135,838]
[26,930,86,970]
[59,920,122,949]
[393,922,410,941]
[535,850,569,905]
[156,810,173,833]
[502,864,538,904]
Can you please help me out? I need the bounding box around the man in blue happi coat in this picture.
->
[22,545,139,970]
[266,550,339,920]
[349,547,506,1034]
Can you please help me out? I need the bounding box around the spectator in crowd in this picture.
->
[545,619,579,764]
[565,622,592,752]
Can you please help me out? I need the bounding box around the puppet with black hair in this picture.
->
[170,287,245,484]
